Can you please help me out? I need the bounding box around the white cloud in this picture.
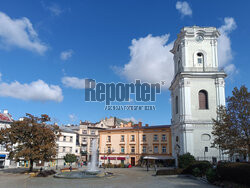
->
[69,114,77,123]
[42,2,63,16]
[62,76,85,89]
[114,34,174,89]
[0,11,47,54]
[0,75,63,102]
[122,117,138,123]
[60,49,73,61]
[218,17,238,75]
[47,3,62,16]
[176,1,192,17]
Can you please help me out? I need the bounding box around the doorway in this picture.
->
[131,157,135,166]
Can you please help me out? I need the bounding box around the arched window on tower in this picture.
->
[199,90,208,109]
[175,96,178,114]
[197,52,204,64]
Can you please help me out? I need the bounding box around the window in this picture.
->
[121,146,125,153]
[70,136,73,142]
[162,134,166,141]
[154,135,158,141]
[197,52,204,64]
[199,90,208,109]
[153,146,158,153]
[175,96,178,114]
[107,136,111,142]
[162,146,166,153]
[201,134,211,141]
[142,146,147,153]
[63,147,65,152]
[107,146,111,153]
[69,147,72,153]
[82,130,87,134]
[63,136,66,142]
[142,135,146,141]
[0,144,5,151]
[121,135,124,142]
[82,137,86,142]
[131,135,135,142]
[131,146,135,153]
[91,130,95,135]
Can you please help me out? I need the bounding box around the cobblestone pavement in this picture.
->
[0,167,216,188]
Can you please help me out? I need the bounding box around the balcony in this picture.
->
[81,151,87,156]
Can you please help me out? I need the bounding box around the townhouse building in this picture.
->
[56,126,78,166]
[99,122,172,166]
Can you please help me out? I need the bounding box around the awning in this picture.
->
[0,154,6,158]
[143,156,174,160]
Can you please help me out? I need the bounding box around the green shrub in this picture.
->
[206,168,218,183]
[156,169,183,176]
[182,161,212,176]
[178,153,196,169]
[192,167,201,177]
[217,162,250,186]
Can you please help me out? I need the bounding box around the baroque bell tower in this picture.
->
[170,26,226,161]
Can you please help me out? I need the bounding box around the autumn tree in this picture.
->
[0,113,60,171]
[212,85,250,159]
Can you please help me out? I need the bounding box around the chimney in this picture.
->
[138,122,142,127]
[3,109,8,114]
[145,124,149,127]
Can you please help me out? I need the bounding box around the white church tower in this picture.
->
[170,26,226,162]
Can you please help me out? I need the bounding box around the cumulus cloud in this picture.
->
[0,11,47,54]
[218,17,238,75]
[60,49,73,60]
[176,1,192,17]
[62,76,85,89]
[114,34,174,89]
[0,77,63,102]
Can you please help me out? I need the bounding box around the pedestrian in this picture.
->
[69,165,72,172]
[154,164,157,172]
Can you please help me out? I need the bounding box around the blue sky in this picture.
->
[0,0,249,125]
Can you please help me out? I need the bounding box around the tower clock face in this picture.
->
[196,35,204,42]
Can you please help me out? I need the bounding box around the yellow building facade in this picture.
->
[99,123,172,166]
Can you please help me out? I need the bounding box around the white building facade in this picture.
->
[170,26,226,162]
[56,127,78,166]
[0,110,13,168]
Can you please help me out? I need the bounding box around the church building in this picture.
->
[170,26,226,162]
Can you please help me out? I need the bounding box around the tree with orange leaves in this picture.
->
[0,113,60,171]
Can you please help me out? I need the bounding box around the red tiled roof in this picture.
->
[0,113,13,123]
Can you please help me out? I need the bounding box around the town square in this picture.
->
[0,0,249,188]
